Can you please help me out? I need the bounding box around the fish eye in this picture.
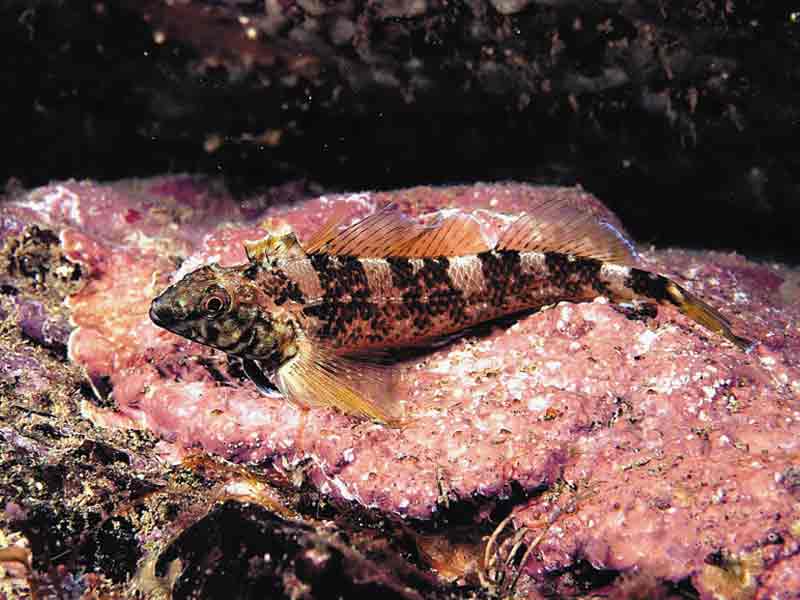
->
[203,288,230,317]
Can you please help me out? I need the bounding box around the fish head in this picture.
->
[150,263,296,361]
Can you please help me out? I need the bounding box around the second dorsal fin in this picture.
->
[496,197,639,265]
[304,203,491,258]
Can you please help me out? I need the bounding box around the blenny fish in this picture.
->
[149,199,751,424]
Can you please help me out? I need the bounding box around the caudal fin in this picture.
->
[664,281,753,352]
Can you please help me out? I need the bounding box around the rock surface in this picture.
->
[2,176,799,598]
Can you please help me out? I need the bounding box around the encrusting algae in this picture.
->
[150,197,752,424]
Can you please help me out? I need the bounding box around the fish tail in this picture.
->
[662,280,754,352]
[615,265,753,351]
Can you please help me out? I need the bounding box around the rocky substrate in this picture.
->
[1,177,798,598]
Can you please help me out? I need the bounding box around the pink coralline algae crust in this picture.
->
[512,248,800,592]
[8,178,800,593]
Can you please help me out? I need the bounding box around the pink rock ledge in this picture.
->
[7,177,800,596]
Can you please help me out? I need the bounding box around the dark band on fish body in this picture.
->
[543,252,610,297]
[305,254,383,343]
[478,250,531,307]
[478,250,611,308]
[625,268,671,302]
[310,254,371,302]
[386,256,414,289]
[387,256,468,332]
[305,254,471,346]
[257,267,306,306]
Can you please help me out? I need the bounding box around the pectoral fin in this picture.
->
[274,339,402,425]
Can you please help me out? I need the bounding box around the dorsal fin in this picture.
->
[304,203,491,258]
[306,203,418,257]
[244,232,306,264]
[393,212,491,257]
[303,204,354,255]
[496,197,639,265]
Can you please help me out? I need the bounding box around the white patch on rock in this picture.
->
[447,445,467,460]
[648,371,690,395]
[342,191,374,210]
[329,475,359,502]
[635,329,659,354]
[19,184,82,225]
[505,375,526,401]
[556,305,572,330]
[123,229,162,252]
[224,480,261,497]
[527,395,551,412]
[183,381,206,401]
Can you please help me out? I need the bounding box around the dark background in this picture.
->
[2,0,798,261]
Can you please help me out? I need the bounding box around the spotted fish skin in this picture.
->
[150,203,751,423]
[258,251,697,353]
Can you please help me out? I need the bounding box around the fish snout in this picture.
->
[149,294,176,328]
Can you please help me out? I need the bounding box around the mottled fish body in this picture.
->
[150,199,751,424]
[259,253,718,353]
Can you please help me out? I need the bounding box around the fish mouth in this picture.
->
[149,296,175,329]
